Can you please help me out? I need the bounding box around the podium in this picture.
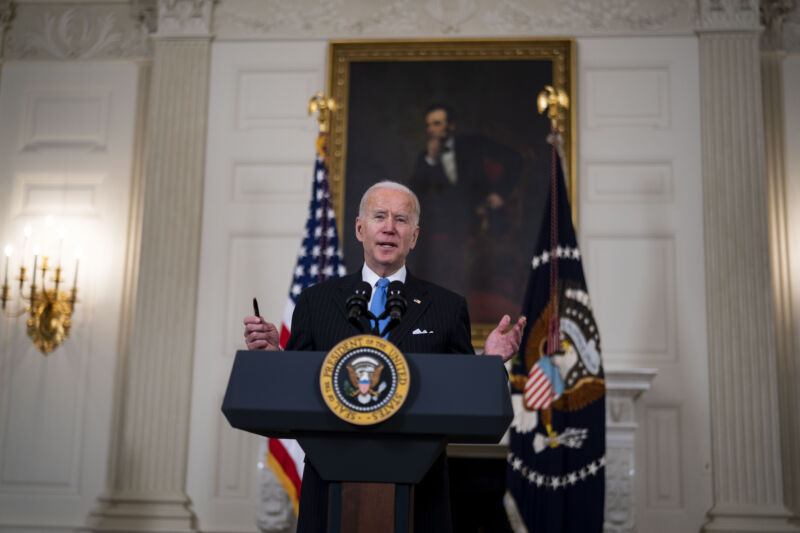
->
[221,349,512,532]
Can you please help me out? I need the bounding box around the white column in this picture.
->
[697,1,799,531]
[89,1,213,531]
[762,0,800,523]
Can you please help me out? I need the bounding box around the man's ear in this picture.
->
[409,225,420,249]
[355,217,365,242]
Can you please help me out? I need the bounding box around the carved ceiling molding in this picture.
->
[2,0,797,59]
[483,0,684,34]
[760,0,795,50]
[778,0,800,50]
[154,0,213,39]
[213,0,694,38]
[696,0,761,30]
[2,2,151,60]
[0,0,16,51]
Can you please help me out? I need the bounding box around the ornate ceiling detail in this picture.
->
[131,0,158,35]
[0,0,16,50]
[484,0,682,33]
[213,0,694,38]
[787,11,800,50]
[423,0,479,33]
[3,3,151,60]
[155,0,213,38]
[696,0,761,30]
[760,0,795,50]
[1,0,796,57]
[213,0,420,38]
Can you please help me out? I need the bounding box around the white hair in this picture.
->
[358,180,421,226]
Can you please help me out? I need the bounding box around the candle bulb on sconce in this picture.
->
[73,248,81,294]
[2,244,11,309]
[31,243,40,298]
[57,226,65,269]
[3,244,10,284]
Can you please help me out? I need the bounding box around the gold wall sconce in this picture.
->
[2,220,80,355]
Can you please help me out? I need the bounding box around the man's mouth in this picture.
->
[378,242,397,248]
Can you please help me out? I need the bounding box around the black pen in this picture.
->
[252,297,260,318]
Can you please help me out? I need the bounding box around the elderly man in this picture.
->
[243,180,525,533]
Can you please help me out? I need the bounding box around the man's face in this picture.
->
[425,109,453,141]
[356,188,420,277]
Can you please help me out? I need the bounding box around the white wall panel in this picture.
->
[0,62,138,529]
[188,40,326,532]
[578,37,711,533]
[645,406,682,509]
[15,173,103,216]
[237,70,320,131]
[586,160,673,203]
[231,161,308,203]
[1,348,83,489]
[585,67,670,129]
[20,89,109,152]
[585,236,676,363]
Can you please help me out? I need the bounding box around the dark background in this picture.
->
[343,59,554,323]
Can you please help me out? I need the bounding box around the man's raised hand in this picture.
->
[243,316,280,351]
[483,314,526,362]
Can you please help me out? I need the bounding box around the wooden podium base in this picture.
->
[329,482,413,533]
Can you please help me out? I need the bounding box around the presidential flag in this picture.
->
[265,134,346,516]
[505,132,606,532]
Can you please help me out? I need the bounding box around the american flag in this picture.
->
[525,361,555,410]
[266,138,346,516]
[278,147,347,348]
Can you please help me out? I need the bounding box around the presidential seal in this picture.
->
[319,335,410,425]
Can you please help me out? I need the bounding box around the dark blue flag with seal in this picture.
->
[505,133,605,533]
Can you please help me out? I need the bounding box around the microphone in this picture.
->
[377,280,406,337]
[346,281,372,332]
[385,281,407,322]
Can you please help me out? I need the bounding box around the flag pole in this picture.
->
[537,86,569,440]
[536,86,569,358]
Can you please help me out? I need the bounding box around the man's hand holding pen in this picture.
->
[243,297,280,351]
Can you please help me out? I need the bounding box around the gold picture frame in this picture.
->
[326,38,576,347]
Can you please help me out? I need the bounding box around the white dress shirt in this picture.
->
[361,263,407,309]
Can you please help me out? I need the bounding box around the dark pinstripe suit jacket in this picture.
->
[286,270,475,533]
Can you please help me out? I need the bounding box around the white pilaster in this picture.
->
[697,1,799,530]
[762,0,800,524]
[89,1,213,531]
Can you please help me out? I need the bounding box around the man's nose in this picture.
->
[380,218,396,233]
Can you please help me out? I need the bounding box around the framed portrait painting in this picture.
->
[326,39,575,346]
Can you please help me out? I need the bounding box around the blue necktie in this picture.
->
[370,278,390,338]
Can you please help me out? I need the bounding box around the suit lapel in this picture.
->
[334,272,362,334]
[388,273,430,345]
